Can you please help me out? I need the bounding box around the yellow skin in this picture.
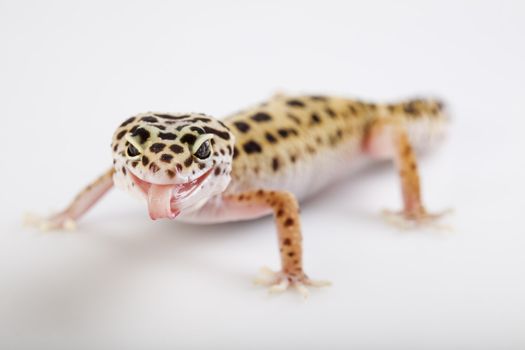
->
[27,93,449,296]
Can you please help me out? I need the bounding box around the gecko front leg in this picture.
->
[25,168,115,231]
[364,117,448,228]
[223,190,330,297]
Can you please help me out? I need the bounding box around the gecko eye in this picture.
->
[127,144,141,158]
[194,140,211,159]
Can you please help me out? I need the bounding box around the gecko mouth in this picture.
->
[128,168,213,220]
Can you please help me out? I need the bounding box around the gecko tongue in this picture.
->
[147,184,180,220]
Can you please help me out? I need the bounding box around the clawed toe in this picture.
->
[382,208,453,231]
[23,212,77,231]
[254,266,331,298]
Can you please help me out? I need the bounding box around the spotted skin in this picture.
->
[29,93,449,296]
[224,190,304,277]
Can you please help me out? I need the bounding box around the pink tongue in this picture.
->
[147,184,180,220]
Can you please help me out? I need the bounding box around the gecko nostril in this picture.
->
[160,154,174,163]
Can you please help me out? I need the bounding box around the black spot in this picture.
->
[180,134,197,144]
[214,167,221,176]
[217,120,230,130]
[130,125,139,133]
[149,143,166,153]
[219,149,225,155]
[155,114,189,120]
[283,238,292,245]
[153,124,166,130]
[198,162,206,170]
[132,128,150,144]
[310,113,321,125]
[113,144,118,152]
[233,146,239,159]
[348,105,358,114]
[325,107,336,118]
[286,99,305,107]
[160,154,173,163]
[284,218,294,227]
[120,117,135,127]
[227,145,233,155]
[243,140,262,154]
[286,113,301,125]
[176,163,183,172]
[158,132,177,140]
[131,161,139,168]
[166,169,175,178]
[277,129,289,138]
[189,117,212,123]
[169,144,184,153]
[184,156,193,167]
[116,130,127,140]
[309,95,327,101]
[203,126,230,140]
[142,156,150,166]
[190,126,205,134]
[404,102,418,115]
[121,167,127,175]
[290,155,297,163]
[141,116,158,123]
[250,112,272,122]
[265,132,278,143]
[272,157,279,172]
[233,121,250,133]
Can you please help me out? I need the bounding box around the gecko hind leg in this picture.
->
[364,117,450,229]
[24,168,115,231]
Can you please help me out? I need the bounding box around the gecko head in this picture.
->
[111,113,235,220]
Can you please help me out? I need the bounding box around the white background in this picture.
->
[1,1,524,349]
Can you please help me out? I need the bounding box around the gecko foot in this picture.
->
[23,212,77,232]
[382,208,453,231]
[254,266,331,298]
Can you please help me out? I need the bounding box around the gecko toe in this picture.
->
[23,212,77,232]
[382,208,453,231]
[255,267,330,297]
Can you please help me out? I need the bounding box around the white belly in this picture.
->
[177,138,372,224]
